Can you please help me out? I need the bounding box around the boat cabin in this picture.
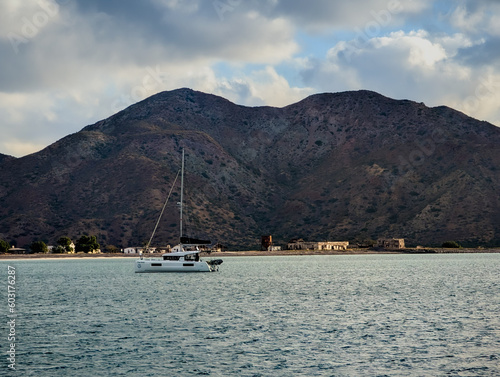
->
[162,250,200,262]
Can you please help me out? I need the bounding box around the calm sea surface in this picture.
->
[1,254,499,376]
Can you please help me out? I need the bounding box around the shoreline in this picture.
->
[1,248,499,260]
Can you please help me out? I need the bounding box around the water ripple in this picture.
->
[1,254,499,376]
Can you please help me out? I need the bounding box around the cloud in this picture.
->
[300,29,500,125]
[0,0,303,156]
[0,140,48,158]
[0,89,107,156]
[449,1,500,35]
[0,0,498,156]
[0,0,298,91]
[62,0,297,63]
[261,0,432,32]
[210,66,315,107]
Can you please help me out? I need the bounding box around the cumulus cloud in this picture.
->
[0,0,301,156]
[0,0,498,156]
[300,29,500,125]
[449,1,500,35]
[210,66,315,107]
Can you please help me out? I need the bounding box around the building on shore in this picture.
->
[261,235,272,251]
[123,247,144,254]
[260,235,282,251]
[212,243,227,252]
[47,242,76,254]
[377,238,405,250]
[8,247,27,254]
[286,239,349,251]
[268,245,282,251]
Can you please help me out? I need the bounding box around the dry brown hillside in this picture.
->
[1,89,499,249]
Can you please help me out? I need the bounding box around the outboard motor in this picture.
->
[207,259,223,271]
[207,259,223,266]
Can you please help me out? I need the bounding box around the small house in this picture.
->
[8,247,27,254]
[287,240,349,251]
[124,247,143,254]
[377,238,405,250]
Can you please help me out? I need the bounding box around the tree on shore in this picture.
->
[31,241,48,254]
[75,235,100,253]
[105,245,120,253]
[0,239,10,253]
[57,236,74,252]
[442,241,461,248]
[51,245,66,253]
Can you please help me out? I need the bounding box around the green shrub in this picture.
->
[441,241,461,248]
[31,241,48,254]
[0,239,10,253]
[75,235,100,253]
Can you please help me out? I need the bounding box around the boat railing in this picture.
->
[138,256,163,261]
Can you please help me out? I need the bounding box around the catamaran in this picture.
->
[135,149,222,273]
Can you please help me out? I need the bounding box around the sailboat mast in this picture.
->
[179,148,184,240]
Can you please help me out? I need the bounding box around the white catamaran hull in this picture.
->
[135,259,215,273]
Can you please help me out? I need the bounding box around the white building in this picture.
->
[287,241,349,251]
[124,247,143,254]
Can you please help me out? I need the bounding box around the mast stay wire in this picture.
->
[144,168,181,251]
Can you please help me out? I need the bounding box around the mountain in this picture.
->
[1,88,499,249]
[0,153,15,164]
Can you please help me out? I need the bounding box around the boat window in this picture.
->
[151,263,162,267]
[183,263,194,267]
[163,256,180,260]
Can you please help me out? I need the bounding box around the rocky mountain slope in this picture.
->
[1,88,499,249]
[0,153,15,164]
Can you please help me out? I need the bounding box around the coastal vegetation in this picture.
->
[30,241,48,254]
[57,236,74,252]
[0,239,10,253]
[1,235,498,256]
[441,241,461,248]
[0,235,101,254]
[75,235,100,253]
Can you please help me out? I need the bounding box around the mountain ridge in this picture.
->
[1,88,499,249]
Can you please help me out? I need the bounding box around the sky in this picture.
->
[1,0,499,157]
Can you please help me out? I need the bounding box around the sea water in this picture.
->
[1,254,499,376]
